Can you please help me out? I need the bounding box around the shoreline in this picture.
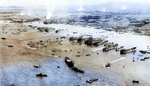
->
[1,12,150,86]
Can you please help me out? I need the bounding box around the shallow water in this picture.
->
[1,58,123,86]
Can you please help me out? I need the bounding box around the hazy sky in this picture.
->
[0,0,149,6]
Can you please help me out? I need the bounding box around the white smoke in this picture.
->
[46,5,53,19]
[77,5,84,11]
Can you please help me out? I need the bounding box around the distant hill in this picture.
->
[0,6,23,9]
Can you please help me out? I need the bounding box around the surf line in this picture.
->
[92,47,104,52]
[110,56,126,64]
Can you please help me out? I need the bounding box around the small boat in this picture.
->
[33,64,41,68]
[139,50,147,54]
[86,78,98,84]
[65,57,74,67]
[36,73,48,77]
[132,80,139,84]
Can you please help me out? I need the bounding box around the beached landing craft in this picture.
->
[139,50,150,54]
[65,57,74,67]
[120,47,136,54]
[103,43,118,52]
[72,67,84,74]
[65,57,84,73]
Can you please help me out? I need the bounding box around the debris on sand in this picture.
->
[8,45,13,47]
[86,78,98,84]
[86,54,90,56]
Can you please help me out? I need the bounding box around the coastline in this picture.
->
[1,12,150,86]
